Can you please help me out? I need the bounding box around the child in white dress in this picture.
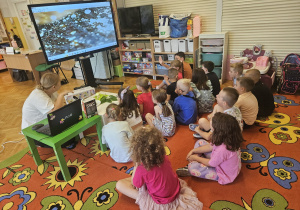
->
[145,89,176,137]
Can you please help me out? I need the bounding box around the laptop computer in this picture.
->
[36,99,83,136]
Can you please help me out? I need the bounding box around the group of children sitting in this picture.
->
[100,53,275,209]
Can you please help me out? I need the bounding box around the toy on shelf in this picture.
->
[230,44,278,89]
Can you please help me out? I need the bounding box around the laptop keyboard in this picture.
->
[37,124,51,136]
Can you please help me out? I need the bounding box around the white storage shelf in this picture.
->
[198,32,228,84]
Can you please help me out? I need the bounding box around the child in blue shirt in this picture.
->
[173,79,197,125]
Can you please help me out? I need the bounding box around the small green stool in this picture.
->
[35,63,68,84]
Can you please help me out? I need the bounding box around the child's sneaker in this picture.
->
[176,166,191,177]
[193,133,202,138]
[189,124,198,131]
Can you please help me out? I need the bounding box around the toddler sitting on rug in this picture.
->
[116,127,203,209]
[177,113,243,185]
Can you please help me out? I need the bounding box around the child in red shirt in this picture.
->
[136,76,155,121]
[116,126,203,209]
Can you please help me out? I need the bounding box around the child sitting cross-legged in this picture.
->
[202,61,220,97]
[102,104,133,163]
[173,79,198,125]
[116,126,203,209]
[244,69,275,118]
[229,63,244,86]
[176,113,243,185]
[166,68,179,105]
[118,86,143,130]
[190,87,243,140]
[234,77,258,127]
[145,89,176,137]
[136,76,155,122]
[190,68,215,114]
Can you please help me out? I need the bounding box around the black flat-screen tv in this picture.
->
[28,1,118,64]
[118,5,155,35]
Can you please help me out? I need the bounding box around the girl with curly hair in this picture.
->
[176,112,243,185]
[116,127,203,209]
[118,86,142,130]
[145,89,176,137]
[102,104,133,163]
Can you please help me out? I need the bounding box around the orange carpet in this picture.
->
[0,94,299,209]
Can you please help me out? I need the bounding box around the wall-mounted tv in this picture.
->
[28,1,118,64]
[118,5,155,35]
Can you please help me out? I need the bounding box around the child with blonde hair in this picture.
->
[118,86,142,130]
[116,126,203,209]
[136,76,155,121]
[190,87,242,139]
[102,104,133,163]
[229,63,244,86]
[156,59,183,89]
[177,113,243,185]
[22,73,72,147]
[145,89,176,137]
[173,79,197,125]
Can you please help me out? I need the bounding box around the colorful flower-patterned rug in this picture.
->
[0,94,299,210]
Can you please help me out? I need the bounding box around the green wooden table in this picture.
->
[22,115,107,181]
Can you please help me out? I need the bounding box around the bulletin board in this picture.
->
[13,0,40,50]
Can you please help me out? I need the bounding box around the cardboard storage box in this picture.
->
[154,40,164,52]
[163,40,172,52]
[171,39,179,52]
[128,41,137,50]
[64,86,95,104]
[144,41,151,49]
[136,41,145,50]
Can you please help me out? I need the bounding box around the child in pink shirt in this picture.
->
[176,112,243,185]
[136,76,155,121]
[116,127,203,209]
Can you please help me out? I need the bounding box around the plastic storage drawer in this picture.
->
[202,53,223,66]
[201,39,224,46]
[213,67,222,79]
[202,46,223,53]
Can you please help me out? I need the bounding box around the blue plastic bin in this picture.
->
[202,53,223,66]
[213,67,222,79]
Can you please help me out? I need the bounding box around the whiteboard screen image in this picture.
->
[28,1,118,64]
